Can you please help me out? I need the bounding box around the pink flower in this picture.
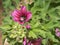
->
[23,37,27,45]
[27,38,42,45]
[26,24,31,29]
[12,6,32,24]
[27,41,31,45]
[56,32,60,37]
[55,28,60,37]
[23,38,42,45]
[31,38,42,45]
[55,28,59,33]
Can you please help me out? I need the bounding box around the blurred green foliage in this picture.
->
[0,0,60,45]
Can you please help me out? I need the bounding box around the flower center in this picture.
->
[20,16,25,22]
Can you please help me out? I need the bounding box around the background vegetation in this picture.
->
[0,0,60,45]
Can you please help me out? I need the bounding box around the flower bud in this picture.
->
[26,24,31,29]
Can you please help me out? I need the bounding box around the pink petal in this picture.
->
[27,41,31,45]
[31,38,42,45]
[21,6,27,14]
[13,17,19,22]
[23,37,27,45]
[26,11,32,22]
[56,32,60,37]
[26,24,31,29]
[55,28,59,33]
[12,10,21,18]
[23,41,26,45]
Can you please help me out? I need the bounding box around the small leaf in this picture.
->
[28,31,37,38]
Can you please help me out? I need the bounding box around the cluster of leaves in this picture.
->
[2,0,25,45]
[2,0,20,16]
[28,0,60,45]
[0,0,60,45]
[1,16,26,45]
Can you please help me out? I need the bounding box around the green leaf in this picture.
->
[0,25,11,30]
[32,29,46,38]
[28,31,37,38]
[46,32,59,42]
[42,39,48,45]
